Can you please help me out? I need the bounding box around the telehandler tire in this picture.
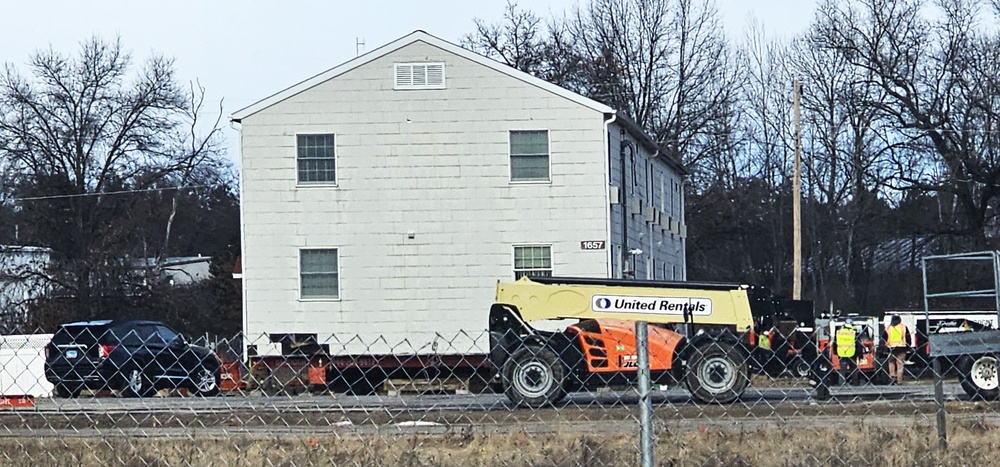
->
[503,344,566,407]
[790,356,812,379]
[960,354,1000,400]
[685,342,748,404]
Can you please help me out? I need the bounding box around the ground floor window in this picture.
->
[513,245,552,279]
[300,248,339,299]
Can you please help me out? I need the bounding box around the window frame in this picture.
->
[512,244,553,279]
[508,129,552,183]
[295,133,338,187]
[393,62,446,90]
[298,248,341,301]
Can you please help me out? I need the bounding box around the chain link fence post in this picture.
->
[932,357,948,449]
[636,320,653,467]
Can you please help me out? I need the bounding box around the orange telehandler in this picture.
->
[488,276,817,406]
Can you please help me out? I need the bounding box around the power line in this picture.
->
[11,185,213,202]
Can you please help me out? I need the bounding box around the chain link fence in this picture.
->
[1,321,999,467]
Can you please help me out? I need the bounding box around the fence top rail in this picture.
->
[922,251,998,261]
[925,289,998,299]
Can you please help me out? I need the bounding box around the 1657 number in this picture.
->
[580,241,606,250]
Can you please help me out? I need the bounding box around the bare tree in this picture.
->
[816,0,1000,243]
[788,21,903,306]
[463,1,546,74]
[564,0,736,178]
[688,20,796,290]
[462,2,588,91]
[0,36,226,320]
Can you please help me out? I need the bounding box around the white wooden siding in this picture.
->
[241,40,611,354]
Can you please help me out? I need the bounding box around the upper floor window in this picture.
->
[509,130,550,182]
[297,134,336,184]
[394,62,445,90]
[300,248,340,299]
[514,245,552,279]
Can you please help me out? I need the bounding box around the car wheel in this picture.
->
[53,383,81,398]
[122,369,156,398]
[190,366,221,397]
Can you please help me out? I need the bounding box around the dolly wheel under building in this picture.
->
[685,342,749,404]
[503,344,566,407]
[961,354,1000,400]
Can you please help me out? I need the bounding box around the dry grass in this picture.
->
[1,419,998,466]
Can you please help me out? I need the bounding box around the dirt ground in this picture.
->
[0,422,993,466]
[2,410,1000,466]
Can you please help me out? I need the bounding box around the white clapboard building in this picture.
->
[232,31,688,356]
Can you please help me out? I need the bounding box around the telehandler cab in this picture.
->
[489,276,813,406]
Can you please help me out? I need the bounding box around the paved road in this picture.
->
[0,381,979,438]
[24,380,966,412]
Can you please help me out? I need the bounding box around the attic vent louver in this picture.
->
[394,62,445,89]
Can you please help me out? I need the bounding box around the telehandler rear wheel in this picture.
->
[503,344,566,407]
[685,342,748,404]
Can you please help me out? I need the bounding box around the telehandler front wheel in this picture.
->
[685,342,748,404]
[503,345,566,407]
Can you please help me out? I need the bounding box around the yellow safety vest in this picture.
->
[759,333,771,350]
[887,324,906,347]
[836,327,857,358]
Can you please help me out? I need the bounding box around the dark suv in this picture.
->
[44,320,221,398]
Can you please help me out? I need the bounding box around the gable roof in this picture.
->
[231,30,615,121]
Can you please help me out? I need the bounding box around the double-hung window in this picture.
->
[300,249,339,299]
[297,134,336,184]
[513,245,552,279]
[509,130,549,182]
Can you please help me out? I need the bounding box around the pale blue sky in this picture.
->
[0,0,818,167]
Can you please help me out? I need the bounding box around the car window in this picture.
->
[117,325,158,346]
[52,325,107,345]
[156,325,180,343]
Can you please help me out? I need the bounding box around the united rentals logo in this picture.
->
[592,294,712,316]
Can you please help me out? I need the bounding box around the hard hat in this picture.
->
[845,318,854,325]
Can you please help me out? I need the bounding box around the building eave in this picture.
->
[614,114,689,176]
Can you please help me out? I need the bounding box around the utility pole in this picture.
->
[793,80,802,300]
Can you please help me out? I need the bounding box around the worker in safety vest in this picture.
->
[881,314,912,384]
[758,329,772,350]
[832,319,861,385]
